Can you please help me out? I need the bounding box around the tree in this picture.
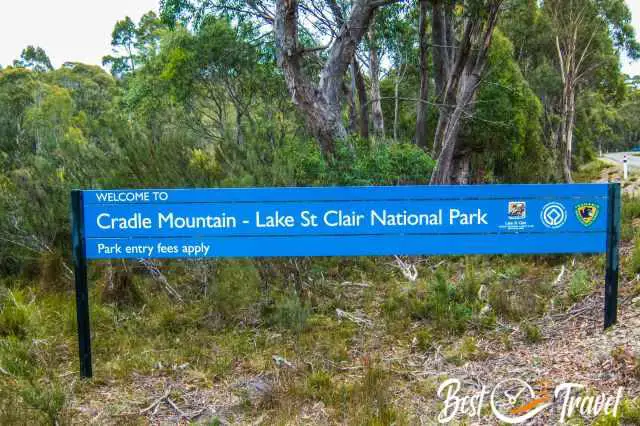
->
[13,46,53,72]
[161,0,401,156]
[103,12,165,78]
[542,0,639,181]
[369,13,385,136]
[430,0,504,184]
[273,0,400,156]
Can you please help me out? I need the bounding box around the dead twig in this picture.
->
[339,281,371,288]
[392,255,418,282]
[336,308,373,327]
[166,397,186,418]
[140,387,171,415]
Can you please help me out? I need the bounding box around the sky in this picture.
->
[0,0,159,69]
[0,0,640,75]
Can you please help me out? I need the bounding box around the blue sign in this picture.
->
[79,184,609,259]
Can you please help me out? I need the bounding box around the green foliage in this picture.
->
[520,320,543,344]
[594,399,640,425]
[13,46,53,72]
[265,292,311,333]
[329,138,435,185]
[383,271,481,336]
[20,381,68,425]
[345,364,403,425]
[464,30,550,183]
[568,269,594,302]
[622,196,640,223]
[209,260,262,323]
[102,12,165,77]
[0,289,33,339]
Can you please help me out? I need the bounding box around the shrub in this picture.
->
[568,269,593,302]
[265,292,311,333]
[209,259,262,323]
[20,381,68,425]
[521,320,543,343]
[99,270,145,308]
[622,196,640,223]
[346,364,401,425]
[384,272,479,336]
[0,290,32,339]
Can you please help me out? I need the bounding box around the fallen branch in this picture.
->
[393,256,418,282]
[553,265,566,286]
[166,397,186,418]
[336,308,373,327]
[140,387,171,415]
[340,281,371,288]
[139,259,183,303]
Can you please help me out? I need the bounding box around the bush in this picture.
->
[568,269,593,302]
[521,321,543,343]
[0,290,32,339]
[622,196,640,224]
[209,259,262,324]
[328,138,435,186]
[264,292,311,333]
[384,272,479,336]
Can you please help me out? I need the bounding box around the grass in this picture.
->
[568,269,594,302]
[594,398,640,425]
[573,160,609,182]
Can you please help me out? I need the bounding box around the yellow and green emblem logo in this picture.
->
[575,203,599,226]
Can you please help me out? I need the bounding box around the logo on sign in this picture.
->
[508,202,526,219]
[540,202,567,229]
[575,203,599,227]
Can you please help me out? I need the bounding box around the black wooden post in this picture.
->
[604,183,621,329]
[71,190,93,378]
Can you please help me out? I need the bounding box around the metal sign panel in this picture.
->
[80,184,609,259]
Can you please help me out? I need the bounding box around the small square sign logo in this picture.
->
[508,201,526,219]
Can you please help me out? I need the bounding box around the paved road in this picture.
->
[602,151,640,169]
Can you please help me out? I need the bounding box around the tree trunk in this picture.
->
[348,63,358,133]
[394,65,403,141]
[430,91,473,183]
[453,149,472,184]
[415,0,430,149]
[369,15,385,137]
[236,108,244,146]
[430,1,503,184]
[274,0,393,156]
[558,81,575,182]
[353,59,370,138]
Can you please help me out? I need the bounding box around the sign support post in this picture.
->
[71,190,93,378]
[623,155,628,180]
[604,183,621,329]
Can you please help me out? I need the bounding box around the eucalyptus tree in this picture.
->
[102,12,165,78]
[161,0,402,156]
[429,0,504,184]
[13,46,53,72]
[542,0,639,181]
